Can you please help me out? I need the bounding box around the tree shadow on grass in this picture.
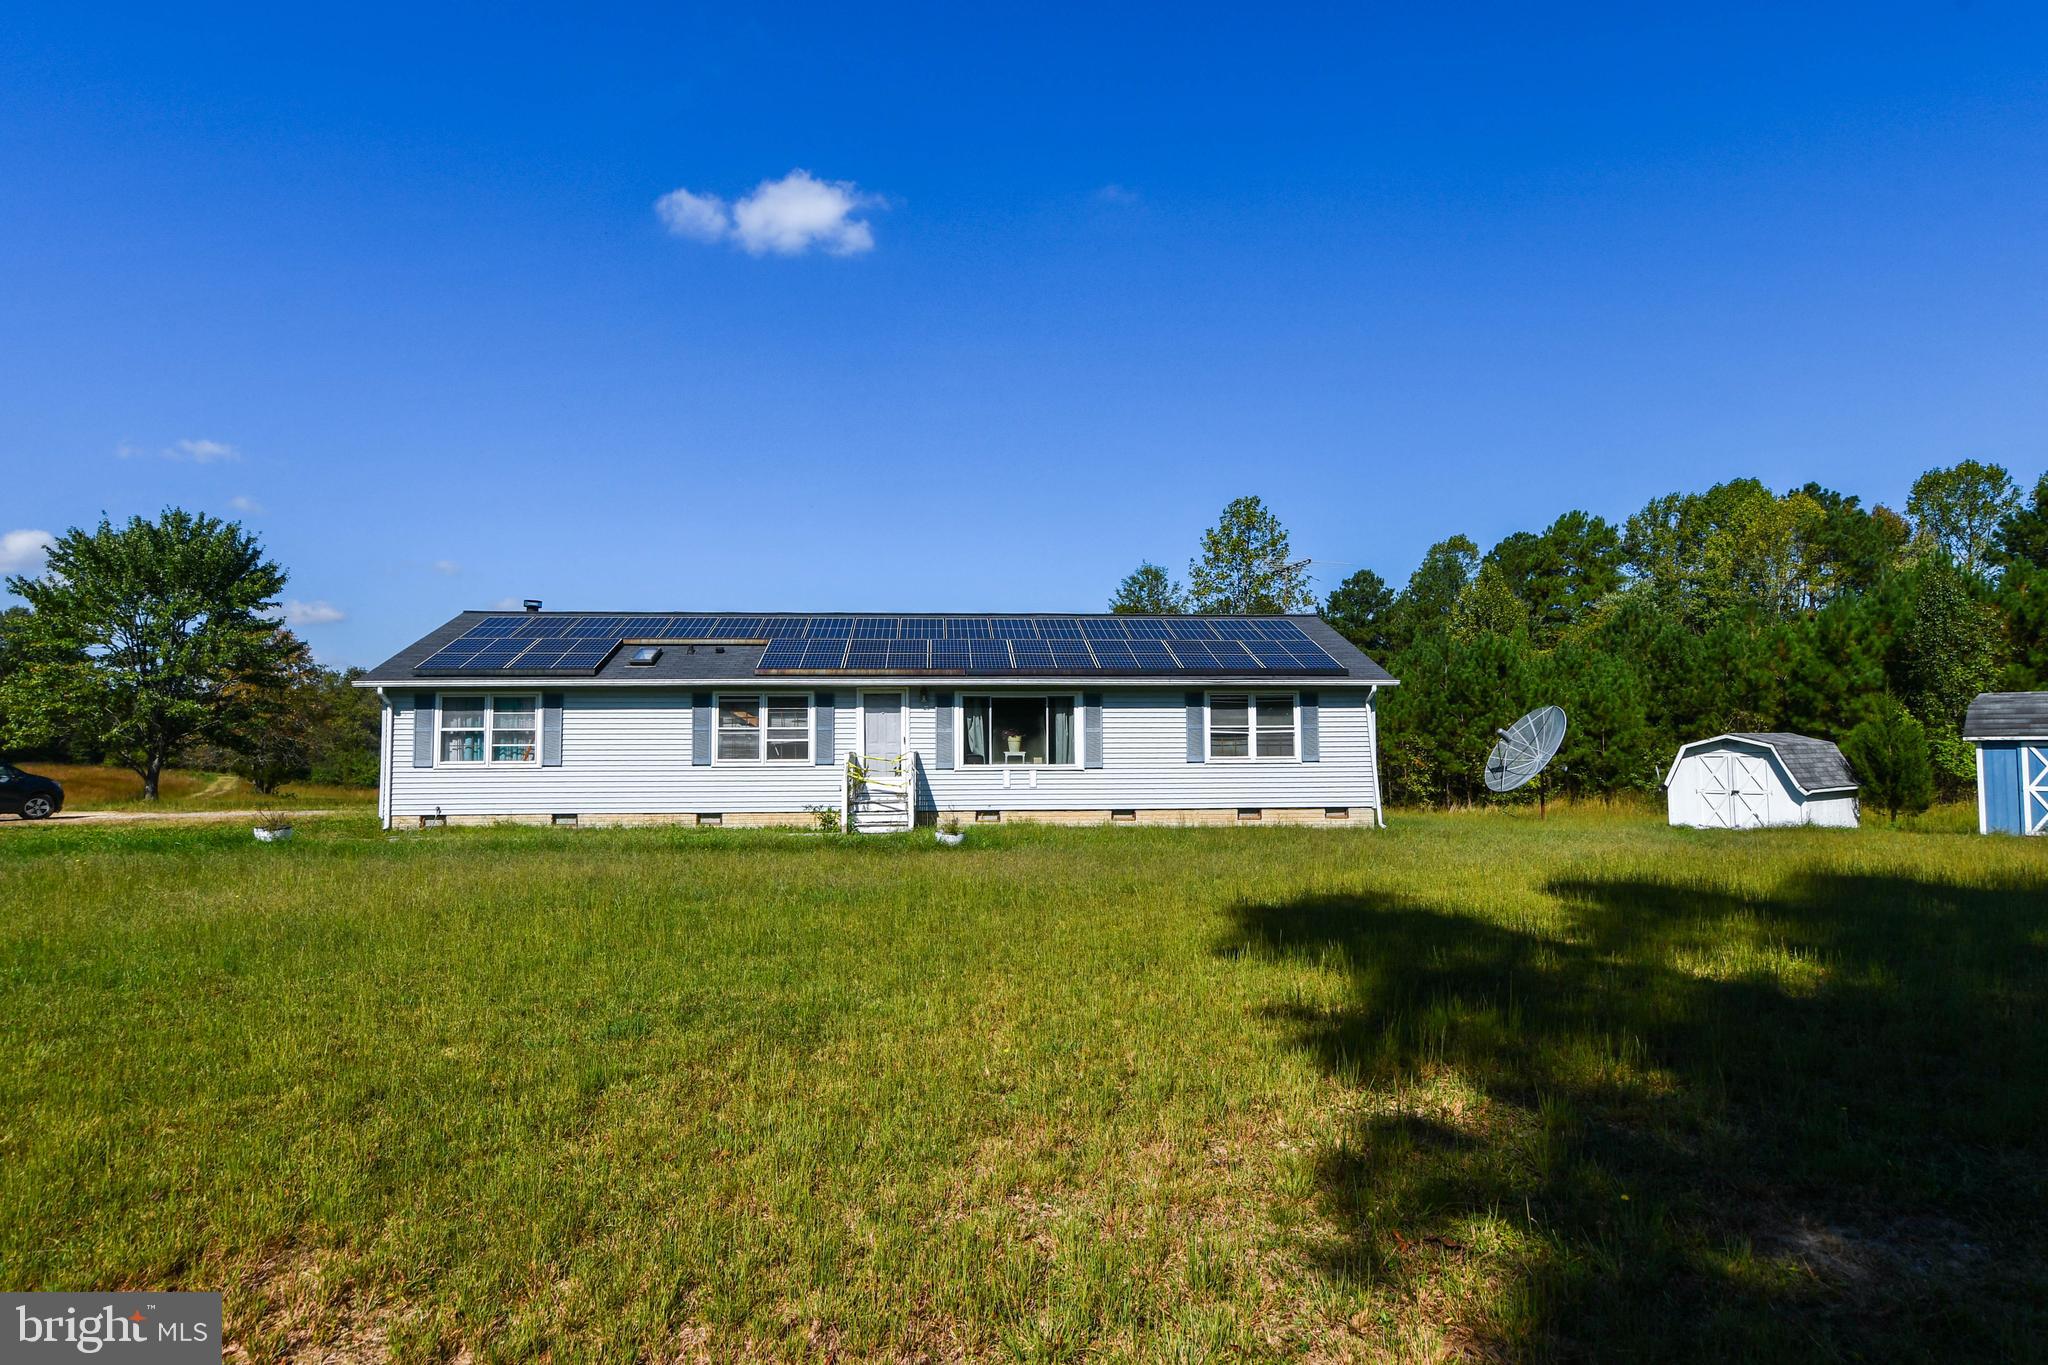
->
[1224,868,2048,1361]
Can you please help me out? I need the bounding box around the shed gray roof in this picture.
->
[355,611,1396,687]
[1961,692,2048,740]
[1666,732,1858,795]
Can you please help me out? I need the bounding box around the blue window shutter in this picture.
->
[934,690,955,770]
[413,692,435,768]
[1083,692,1103,769]
[541,692,563,767]
[692,692,713,766]
[1185,692,1205,763]
[1300,691,1320,763]
[814,691,836,765]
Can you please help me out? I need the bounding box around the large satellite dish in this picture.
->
[1485,705,1568,798]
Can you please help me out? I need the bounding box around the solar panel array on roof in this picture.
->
[413,614,1347,676]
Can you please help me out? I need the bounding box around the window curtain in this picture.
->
[1050,698,1074,764]
[964,704,988,764]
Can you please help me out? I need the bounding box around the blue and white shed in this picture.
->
[1965,692,2048,836]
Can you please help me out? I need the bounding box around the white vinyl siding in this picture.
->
[920,688,1377,813]
[385,686,1382,823]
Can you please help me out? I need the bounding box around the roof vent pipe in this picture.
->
[523,599,542,613]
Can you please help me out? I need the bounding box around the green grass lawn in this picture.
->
[2,813,2043,1361]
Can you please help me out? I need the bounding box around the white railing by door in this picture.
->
[844,751,918,833]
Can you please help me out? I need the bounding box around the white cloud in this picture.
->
[1095,183,1141,205]
[282,599,346,626]
[487,596,529,611]
[228,495,264,514]
[655,187,732,243]
[656,170,882,256]
[172,438,239,462]
[432,558,461,576]
[118,437,241,462]
[0,529,56,577]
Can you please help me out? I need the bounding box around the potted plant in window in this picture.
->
[1004,732,1025,757]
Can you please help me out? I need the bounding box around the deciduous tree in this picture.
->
[1907,459,2019,580]
[1186,496,1315,614]
[1109,561,1188,615]
[0,510,292,799]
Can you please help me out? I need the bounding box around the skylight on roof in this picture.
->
[628,647,662,666]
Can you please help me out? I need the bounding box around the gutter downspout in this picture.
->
[1366,683,1386,828]
[376,687,392,831]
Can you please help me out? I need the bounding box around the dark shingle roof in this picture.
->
[1725,732,1858,794]
[357,611,1396,686]
[1962,692,2048,740]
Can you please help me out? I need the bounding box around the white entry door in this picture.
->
[862,692,905,757]
[1698,754,1768,828]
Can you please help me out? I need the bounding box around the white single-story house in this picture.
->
[355,607,1396,831]
[1663,732,1860,829]
[1964,692,2048,835]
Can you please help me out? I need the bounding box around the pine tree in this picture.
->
[1841,698,1934,823]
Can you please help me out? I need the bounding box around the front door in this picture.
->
[862,692,905,757]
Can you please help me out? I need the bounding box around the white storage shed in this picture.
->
[1663,732,1860,829]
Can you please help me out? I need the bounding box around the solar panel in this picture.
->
[801,639,849,670]
[1048,640,1095,670]
[1127,640,1177,671]
[1010,639,1055,670]
[419,613,1351,679]
[1088,640,1140,671]
[759,639,806,670]
[968,641,1012,671]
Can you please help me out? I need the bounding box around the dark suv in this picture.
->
[0,764,63,820]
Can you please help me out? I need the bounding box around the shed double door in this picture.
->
[2028,747,2048,835]
[1698,754,1768,828]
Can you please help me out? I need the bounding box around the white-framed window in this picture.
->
[715,693,812,763]
[959,694,1079,766]
[1209,692,1296,761]
[439,694,539,765]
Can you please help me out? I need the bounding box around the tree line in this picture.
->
[0,512,378,797]
[1115,464,2048,811]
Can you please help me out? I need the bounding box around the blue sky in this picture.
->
[5,4,2046,665]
